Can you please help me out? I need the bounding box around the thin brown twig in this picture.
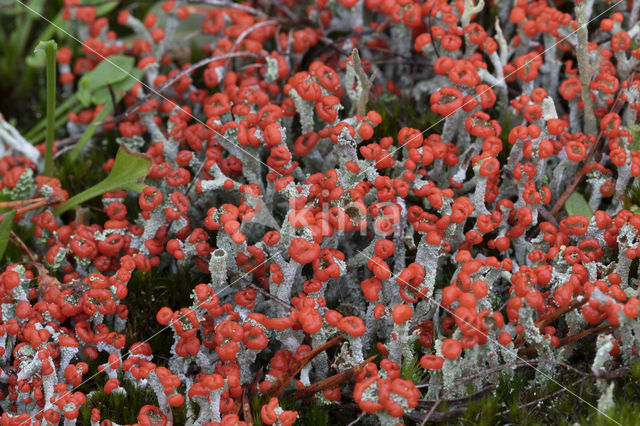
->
[536,299,588,330]
[307,28,382,67]
[537,205,559,228]
[347,412,366,426]
[242,387,254,426]
[107,83,119,116]
[265,334,345,398]
[0,194,63,221]
[68,0,119,7]
[0,198,45,209]
[413,365,627,423]
[268,0,297,20]
[558,323,615,347]
[291,355,377,400]
[9,231,36,262]
[420,391,447,426]
[418,386,494,410]
[407,407,467,423]
[513,298,587,348]
[517,323,615,357]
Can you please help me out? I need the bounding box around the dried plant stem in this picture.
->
[347,412,366,426]
[242,389,253,425]
[517,323,615,357]
[0,197,45,209]
[575,2,597,136]
[291,355,377,400]
[513,299,587,349]
[224,20,278,68]
[0,194,62,221]
[351,48,378,116]
[265,334,345,397]
[9,230,36,262]
[417,359,589,389]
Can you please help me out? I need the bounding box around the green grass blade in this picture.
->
[68,103,113,161]
[36,40,57,176]
[0,211,17,261]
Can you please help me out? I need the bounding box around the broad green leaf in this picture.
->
[53,146,152,215]
[70,71,134,159]
[565,192,593,219]
[76,89,93,108]
[76,55,134,106]
[91,68,142,105]
[95,0,119,16]
[78,54,133,89]
[0,211,16,261]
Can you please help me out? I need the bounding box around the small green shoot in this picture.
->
[75,54,137,107]
[35,39,56,176]
[401,355,426,384]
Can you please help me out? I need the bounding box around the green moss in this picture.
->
[401,354,426,385]
[369,95,442,145]
[124,265,204,357]
[78,375,188,424]
[422,360,640,426]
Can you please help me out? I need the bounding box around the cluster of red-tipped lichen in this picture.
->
[2,0,640,424]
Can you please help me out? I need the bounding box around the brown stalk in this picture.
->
[0,193,63,221]
[0,197,45,209]
[417,359,589,389]
[517,323,614,357]
[9,231,36,262]
[265,334,345,397]
[242,388,254,425]
[513,298,587,349]
[290,355,377,400]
